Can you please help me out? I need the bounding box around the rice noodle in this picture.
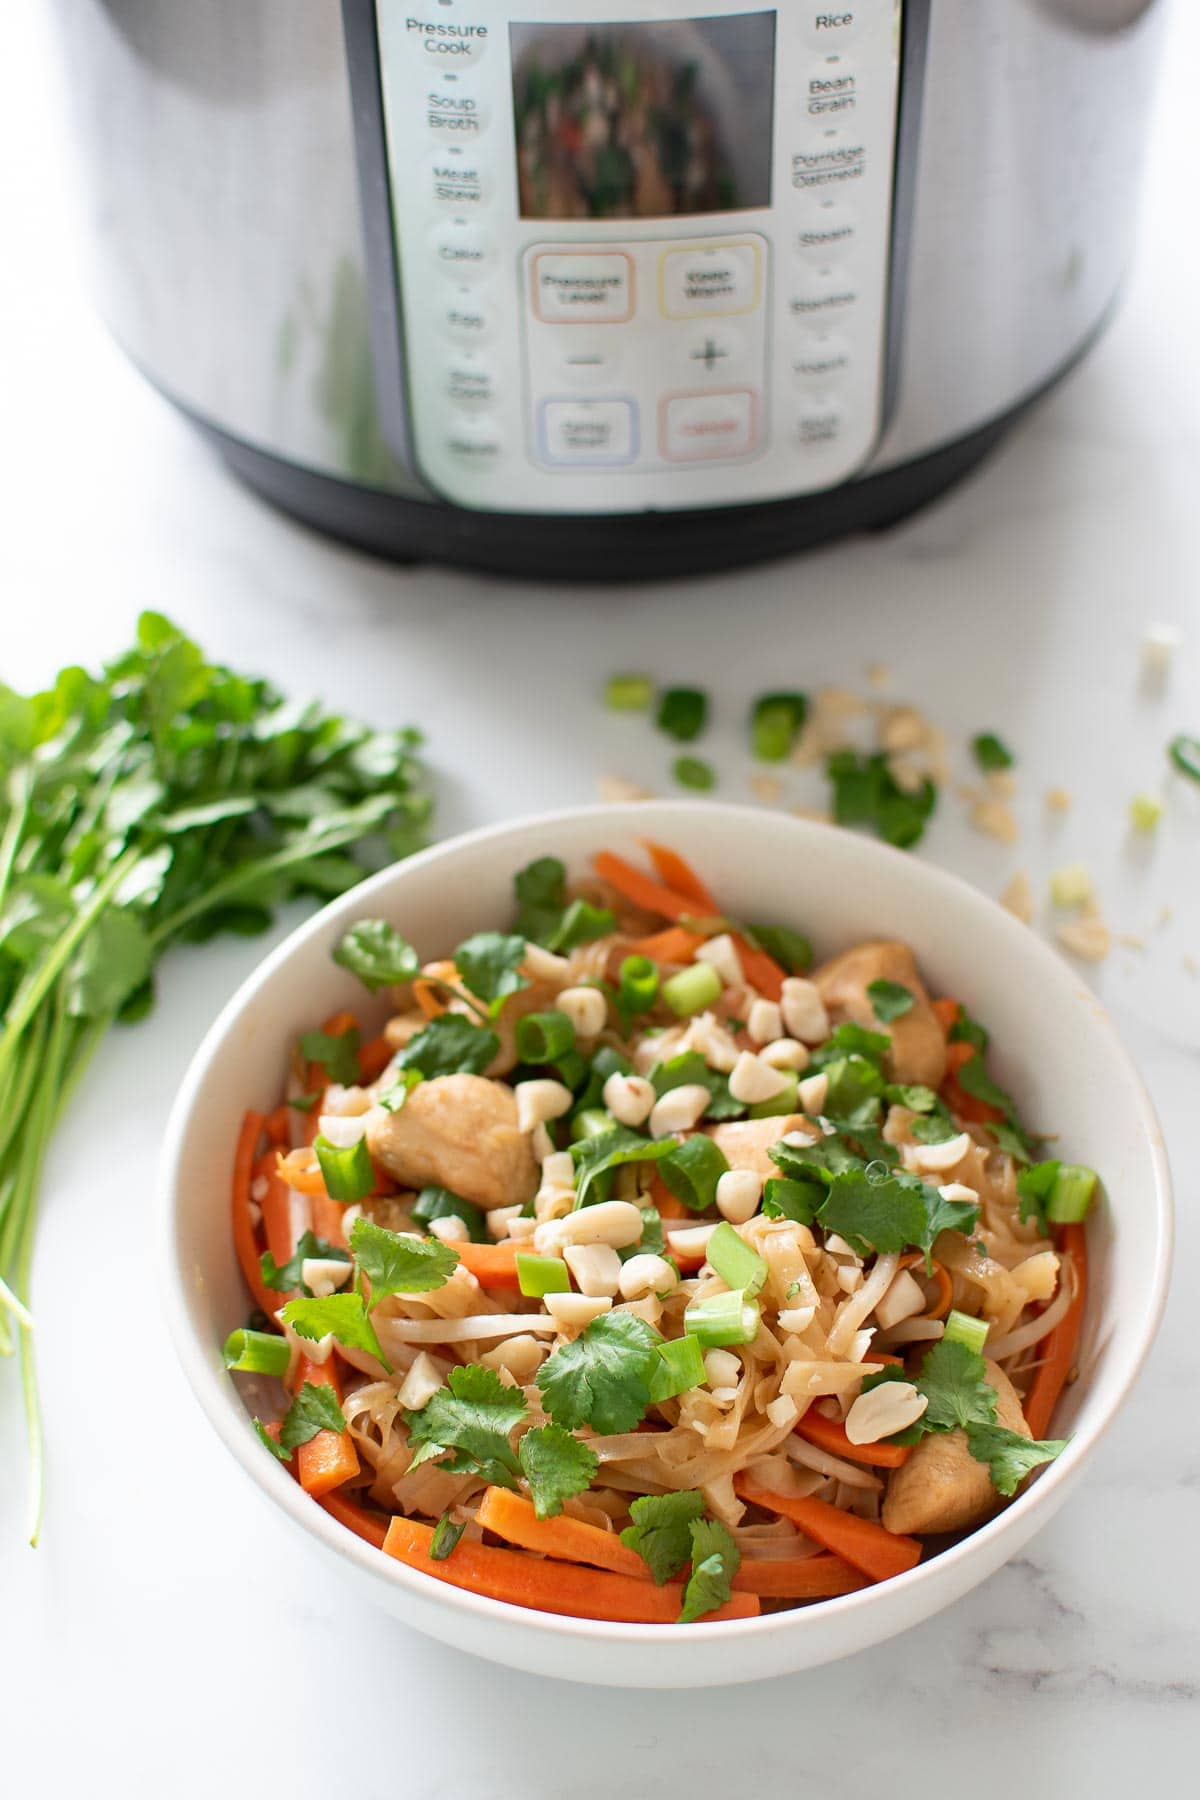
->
[786,1436,883,1492]
[988,1259,1076,1361]
[375,1313,560,1345]
[826,1252,898,1357]
[875,1317,945,1347]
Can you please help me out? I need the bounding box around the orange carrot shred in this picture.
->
[476,1487,651,1580]
[231,1111,280,1316]
[734,1477,921,1583]
[640,841,720,913]
[455,1240,523,1289]
[732,1553,867,1599]
[291,1357,360,1498]
[794,1410,912,1471]
[1024,1222,1087,1440]
[317,1489,389,1550]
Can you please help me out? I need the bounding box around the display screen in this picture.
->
[510,15,776,221]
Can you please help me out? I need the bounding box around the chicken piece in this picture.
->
[881,1359,1031,1535]
[813,941,947,1088]
[366,1074,537,1211]
[706,1116,811,1180]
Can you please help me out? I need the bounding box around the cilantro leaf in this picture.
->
[349,1216,459,1307]
[280,1292,390,1370]
[746,923,813,974]
[913,1339,998,1433]
[512,857,616,952]
[537,1312,662,1434]
[548,899,618,954]
[377,1067,424,1113]
[261,1229,351,1295]
[821,1055,886,1126]
[279,1380,348,1452]
[810,1021,891,1071]
[333,919,419,991]
[948,1004,989,1053]
[254,1419,290,1461]
[411,1185,489,1244]
[826,749,937,849]
[885,1083,945,1115]
[571,1124,677,1208]
[678,1517,739,1623]
[1017,1159,1061,1230]
[971,732,1015,772]
[867,979,914,1022]
[518,1423,600,1519]
[393,1013,499,1079]
[619,1490,705,1584]
[405,1364,527,1486]
[649,1050,743,1122]
[64,907,153,1020]
[816,1166,979,1263]
[430,1511,466,1560]
[762,1176,821,1225]
[300,1026,361,1085]
[453,931,530,1017]
[964,1423,1068,1496]
[989,1120,1035,1166]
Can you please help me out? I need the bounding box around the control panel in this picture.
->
[375,2,903,514]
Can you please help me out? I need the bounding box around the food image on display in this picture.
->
[511,17,776,221]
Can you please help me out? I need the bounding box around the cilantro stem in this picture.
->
[0,766,32,915]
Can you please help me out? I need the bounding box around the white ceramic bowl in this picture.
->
[161,803,1172,1687]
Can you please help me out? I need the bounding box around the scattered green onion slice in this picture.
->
[1048,1163,1098,1224]
[430,1511,466,1561]
[1049,864,1092,909]
[648,1334,707,1402]
[706,1222,769,1297]
[515,1009,576,1063]
[570,1108,616,1142]
[516,1254,571,1298]
[662,961,722,1018]
[971,732,1015,772]
[554,1049,588,1092]
[314,1134,374,1204]
[1168,733,1200,784]
[657,687,708,743]
[751,692,807,762]
[748,1068,799,1119]
[673,755,716,792]
[658,1134,729,1214]
[223,1329,291,1377]
[942,1309,989,1356]
[685,1290,761,1349]
[618,955,660,1014]
[1129,793,1163,832]
[412,1186,488,1243]
[605,674,655,712]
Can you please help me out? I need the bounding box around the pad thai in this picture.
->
[226,842,1091,1625]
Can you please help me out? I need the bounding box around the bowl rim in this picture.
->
[159,801,1174,1648]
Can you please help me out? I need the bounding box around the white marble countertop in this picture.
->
[4,6,1199,1794]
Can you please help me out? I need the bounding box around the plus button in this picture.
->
[691,337,730,372]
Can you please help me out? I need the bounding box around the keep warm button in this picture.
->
[661,241,763,319]
[661,390,759,462]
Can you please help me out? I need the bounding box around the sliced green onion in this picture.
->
[684,1289,761,1349]
[673,755,716,792]
[748,1068,799,1119]
[552,899,618,952]
[554,1049,588,1092]
[657,687,708,743]
[605,673,655,712]
[942,1309,989,1356]
[1048,1163,1098,1224]
[662,961,722,1018]
[762,1176,820,1225]
[223,1329,290,1377]
[1050,863,1092,908]
[751,692,807,762]
[1129,793,1163,832]
[971,732,1014,772]
[412,1186,488,1243]
[658,1134,729,1213]
[706,1221,768,1297]
[570,1108,616,1143]
[1168,733,1200,784]
[648,1333,707,1402]
[515,1009,576,1063]
[430,1511,466,1561]
[618,955,660,1014]
[516,1253,571,1298]
[377,1067,424,1113]
[314,1133,374,1203]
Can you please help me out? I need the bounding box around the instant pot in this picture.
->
[52,1,1166,578]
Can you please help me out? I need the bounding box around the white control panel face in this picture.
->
[376,2,903,514]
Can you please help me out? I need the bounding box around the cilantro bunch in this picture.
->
[0,613,430,1539]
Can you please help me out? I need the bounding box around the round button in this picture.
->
[676,326,748,380]
[441,292,493,346]
[443,414,502,466]
[430,220,492,282]
[444,352,499,408]
[408,19,489,68]
[425,149,491,210]
[424,88,489,140]
[791,334,853,388]
[805,59,858,120]
[801,8,862,50]
[794,404,845,447]
[789,266,859,321]
[795,201,858,260]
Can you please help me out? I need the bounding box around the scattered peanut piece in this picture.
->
[1045,787,1073,814]
[791,804,832,824]
[597,774,653,805]
[1056,909,1112,963]
[986,770,1018,800]
[970,798,1020,845]
[1184,954,1199,978]
[866,662,892,689]
[749,772,785,806]
[1141,623,1182,687]
[999,870,1035,924]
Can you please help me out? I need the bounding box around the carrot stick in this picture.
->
[640,841,720,913]
[277,1146,328,1196]
[383,1518,760,1623]
[734,1478,921,1583]
[624,925,706,965]
[257,1150,298,1272]
[732,1553,867,1599]
[264,1105,292,1146]
[593,851,700,924]
[292,1356,360,1498]
[730,934,785,1003]
[317,1489,389,1550]
[944,1041,973,1074]
[1024,1222,1087,1440]
[476,1487,651,1580]
[940,1041,1005,1125]
[231,1111,280,1316]
[358,1034,394,1082]
[794,1411,912,1471]
[931,998,961,1036]
[310,1192,350,1251]
[899,1251,953,1322]
[456,1240,523,1289]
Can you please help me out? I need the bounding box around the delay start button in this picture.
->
[405,14,488,66]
